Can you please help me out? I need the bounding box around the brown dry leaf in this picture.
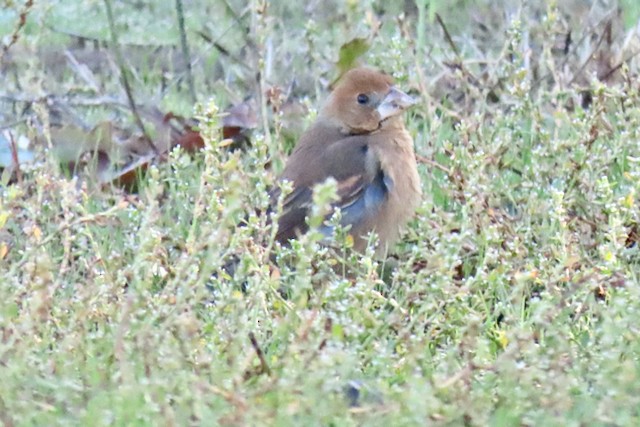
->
[98,152,158,190]
[129,108,176,155]
[174,130,205,152]
[222,98,258,150]
[157,99,257,153]
[78,109,193,190]
[29,98,258,191]
[135,109,206,154]
[162,112,205,153]
[625,223,639,248]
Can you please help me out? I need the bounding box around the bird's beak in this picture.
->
[377,87,416,121]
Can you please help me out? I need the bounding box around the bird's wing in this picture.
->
[273,135,393,243]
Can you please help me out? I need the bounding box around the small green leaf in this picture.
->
[336,37,370,76]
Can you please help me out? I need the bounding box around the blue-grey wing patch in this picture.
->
[319,169,392,238]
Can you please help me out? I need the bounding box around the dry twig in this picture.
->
[0,0,34,63]
[175,0,196,103]
[103,0,158,154]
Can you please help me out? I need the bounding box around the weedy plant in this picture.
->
[1,0,640,425]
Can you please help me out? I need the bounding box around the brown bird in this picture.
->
[272,67,421,255]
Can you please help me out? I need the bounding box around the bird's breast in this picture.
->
[373,131,421,200]
[363,130,421,252]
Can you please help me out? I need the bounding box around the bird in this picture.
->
[271,67,421,255]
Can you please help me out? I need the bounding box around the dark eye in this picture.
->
[357,93,369,105]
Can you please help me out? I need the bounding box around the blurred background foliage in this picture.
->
[2,0,640,425]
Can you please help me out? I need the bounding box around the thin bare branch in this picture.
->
[600,49,640,82]
[0,0,34,63]
[248,332,271,376]
[435,13,460,58]
[175,0,196,103]
[569,20,611,85]
[64,50,101,93]
[103,0,158,154]
[8,132,22,183]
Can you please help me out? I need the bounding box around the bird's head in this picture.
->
[320,67,416,134]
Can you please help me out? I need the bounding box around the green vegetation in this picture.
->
[2,0,640,425]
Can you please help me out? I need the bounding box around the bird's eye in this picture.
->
[357,93,369,105]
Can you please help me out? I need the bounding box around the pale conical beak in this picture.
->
[376,87,416,121]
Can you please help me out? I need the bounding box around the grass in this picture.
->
[2,0,640,425]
